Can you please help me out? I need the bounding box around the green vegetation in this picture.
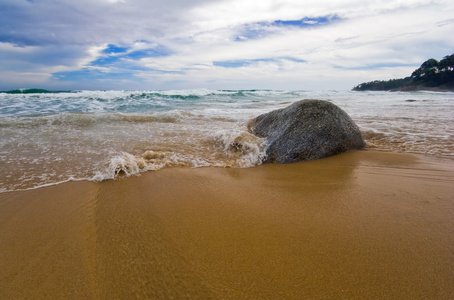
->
[353,54,454,91]
[352,77,412,91]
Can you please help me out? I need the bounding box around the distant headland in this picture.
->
[353,54,454,92]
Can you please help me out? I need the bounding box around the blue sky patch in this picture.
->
[52,69,133,82]
[52,42,178,83]
[90,55,121,67]
[214,57,306,68]
[234,25,269,41]
[89,43,172,68]
[125,47,170,59]
[52,68,177,82]
[272,15,340,28]
[53,65,182,83]
[102,44,129,54]
[234,15,341,41]
[335,62,417,70]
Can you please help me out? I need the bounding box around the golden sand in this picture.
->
[1,150,453,299]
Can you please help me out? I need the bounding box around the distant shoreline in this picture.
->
[353,54,454,92]
[353,83,454,93]
[391,85,454,92]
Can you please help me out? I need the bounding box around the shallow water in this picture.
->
[0,89,453,191]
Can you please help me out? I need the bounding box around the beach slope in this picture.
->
[1,151,453,299]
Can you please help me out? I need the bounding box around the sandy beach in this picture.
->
[1,150,453,299]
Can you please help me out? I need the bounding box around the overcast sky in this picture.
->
[1,0,453,91]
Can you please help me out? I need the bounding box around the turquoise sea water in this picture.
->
[1,89,453,191]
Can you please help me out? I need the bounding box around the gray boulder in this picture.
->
[248,99,365,163]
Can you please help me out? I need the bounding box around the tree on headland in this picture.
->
[352,77,412,91]
[353,53,454,91]
[410,54,454,87]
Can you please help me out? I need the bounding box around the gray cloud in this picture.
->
[0,0,212,47]
[1,0,453,90]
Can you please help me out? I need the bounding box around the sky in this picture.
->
[0,0,453,91]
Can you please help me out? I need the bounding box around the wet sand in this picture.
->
[1,150,453,299]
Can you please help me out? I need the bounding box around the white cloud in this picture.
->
[78,45,107,68]
[0,0,453,90]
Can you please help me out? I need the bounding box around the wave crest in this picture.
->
[210,129,268,168]
[91,129,268,181]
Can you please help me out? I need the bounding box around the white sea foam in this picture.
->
[90,129,268,182]
[1,89,453,191]
[92,151,168,181]
[210,129,268,168]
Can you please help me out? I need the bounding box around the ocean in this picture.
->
[0,89,453,192]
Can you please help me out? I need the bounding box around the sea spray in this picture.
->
[90,129,268,182]
[1,89,453,191]
[210,129,268,168]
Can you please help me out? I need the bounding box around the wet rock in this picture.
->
[248,99,365,163]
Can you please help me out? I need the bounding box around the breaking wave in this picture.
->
[91,130,268,182]
[1,89,453,191]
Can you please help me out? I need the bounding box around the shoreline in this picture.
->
[392,85,454,92]
[1,150,453,298]
[354,86,454,92]
[1,149,453,194]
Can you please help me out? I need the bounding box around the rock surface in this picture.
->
[248,99,365,163]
